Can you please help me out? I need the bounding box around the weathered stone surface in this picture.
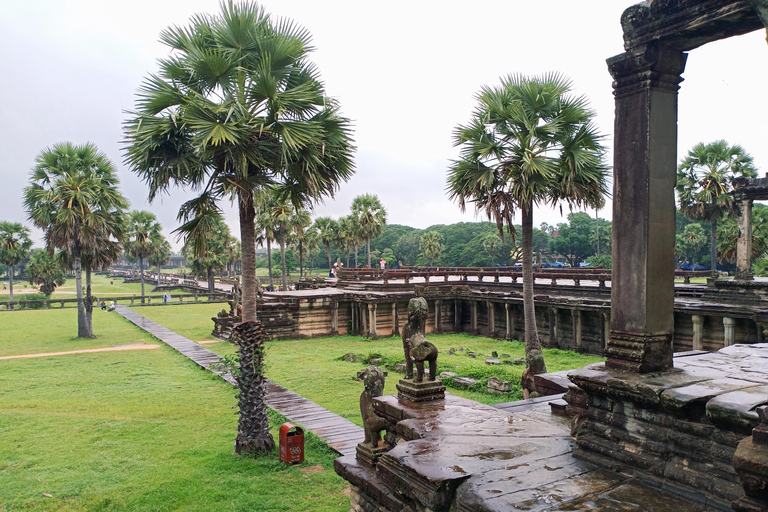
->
[394,363,406,373]
[467,352,476,358]
[707,386,768,435]
[440,371,457,378]
[453,377,477,388]
[487,377,510,394]
[485,358,501,365]
[396,378,445,403]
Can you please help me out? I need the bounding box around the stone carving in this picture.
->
[401,297,437,383]
[733,406,768,512]
[356,365,392,466]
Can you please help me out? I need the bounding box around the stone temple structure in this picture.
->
[333,1,768,511]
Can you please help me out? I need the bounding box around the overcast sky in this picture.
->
[1,1,766,251]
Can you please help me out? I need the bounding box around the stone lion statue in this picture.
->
[359,366,390,448]
[402,297,438,383]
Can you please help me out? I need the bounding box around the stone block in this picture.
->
[394,363,406,373]
[396,378,446,403]
[487,376,511,394]
[453,377,477,387]
[439,371,457,378]
[485,358,501,365]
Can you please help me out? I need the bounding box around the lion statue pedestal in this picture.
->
[397,297,445,403]
[356,366,393,466]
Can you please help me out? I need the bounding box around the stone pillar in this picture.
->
[723,317,736,347]
[435,300,442,334]
[361,304,368,337]
[736,198,754,280]
[691,314,704,351]
[392,302,399,336]
[471,301,478,334]
[487,302,495,338]
[331,300,338,335]
[602,312,611,350]
[572,310,582,352]
[604,44,687,373]
[369,303,378,339]
[454,300,462,332]
[549,307,557,348]
[505,303,513,340]
[351,302,356,335]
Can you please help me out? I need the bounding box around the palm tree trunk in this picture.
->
[522,203,546,375]
[298,240,304,278]
[366,238,371,268]
[280,232,287,290]
[710,220,718,272]
[139,256,145,304]
[85,266,94,337]
[354,243,359,268]
[346,246,350,268]
[208,267,215,297]
[326,246,332,271]
[8,264,14,309]
[239,190,258,322]
[74,253,89,338]
[266,238,273,287]
[157,267,161,286]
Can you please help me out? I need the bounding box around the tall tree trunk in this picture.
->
[238,190,258,322]
[85,266,93,337]
[522,203,546,375]
[208,267,215,298]
[326,246,332,271]
[74,252,89,338]
[299,240,304,279]
[354,243,359,268]
[266,238,273,287]
[139,256,145,303]
[157,267,161,286]
[711,219,718,272]
[346,246,350,268]
[8,264,14,309]
[366,238,371,268]
[280,232,287,290]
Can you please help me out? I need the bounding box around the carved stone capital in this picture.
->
[607,44,687,99]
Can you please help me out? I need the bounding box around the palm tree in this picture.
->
[267,194,293,290]
[419,231,444,267]
[123,2,354,327]
[313,217,338,271]
[125,211,162,301]
[676,140,757,271]
[255,192,278,288]
[675,223,706,268]
[351,194,386,268]
[0,222,33,307]
[147,235,172,286]
[447,73,608,377]
[179,212,231,295]
[480,231,502,265]
[717,204,768,264]
[24,142,128,337]
[290,208,311,278]
[336,215,355,268]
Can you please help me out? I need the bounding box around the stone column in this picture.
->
[604,44,687,373]
[471,301,478,334]
[392,302,399,337]
[549,307,557,347]
[454,300,462,332]
[369,303,378,339]
[435,300,442,334]
[723,317,736,347]
[351,302,356,335]
[602,312,611,350]
[361,304,368,337]
[505,303,513,340]
[736,198,754,280]
[691,314,704,351]
[487,302,495,338]
[572,310,582,352]
[331,300,338,335]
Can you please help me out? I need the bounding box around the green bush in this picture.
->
[15,293,51,309]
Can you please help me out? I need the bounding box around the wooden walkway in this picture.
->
[116,306,363,457]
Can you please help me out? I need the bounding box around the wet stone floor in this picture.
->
[336,392,713,511]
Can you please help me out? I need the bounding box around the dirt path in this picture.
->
[0,343,161,360]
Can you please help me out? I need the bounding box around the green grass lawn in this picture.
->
[0,312,349,512]
[135,304,604,425]
[49,275,147,299]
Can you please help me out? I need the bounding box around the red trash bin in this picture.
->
[279,423,304,464]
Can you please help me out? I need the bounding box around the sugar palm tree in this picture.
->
[267,194,293,290]
[447,73,608,377]
[24,142,128,337]
[336,215,355,268]
[0,222,33,307]
[419,230,444,267]
[125,211,162,301]
[123,1,354,327]
[676,140,757,271]
[351,194,386,268]
[675,223,706,269]
[480,231,502,265]
[148,235,172,286]
[290,207,311,278]
[313,216,338,271]
[717,204,768,264]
